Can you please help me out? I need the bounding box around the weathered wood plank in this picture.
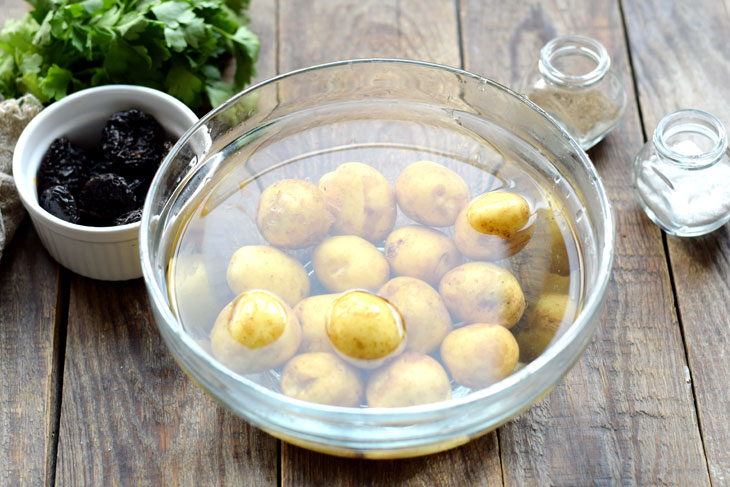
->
[0,221,62,487]
[460,0,710,485]
[277,1,502,486]
[622,0,730,484]
[53,1,280,485]
[55,278,279,486]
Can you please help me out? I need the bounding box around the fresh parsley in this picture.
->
[0,0,259,109]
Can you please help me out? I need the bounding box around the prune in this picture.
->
[78,173,136,224]
[37,137,90,194]
[39,185,81,224]
[114,208,143,226]
[101,109,165,175]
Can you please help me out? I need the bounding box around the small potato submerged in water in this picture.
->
[366,353,451,408]
[210,291,301,374]
[454,191,534,261]
[326,290,405,368]
[281,352,363,407]
[439,262,526,328]
[318,162,397,242]
[256,179,334,249]
[378,276,452,354]
[312,235,390,292]
[294,293,339,353]
[514,293,577,362]
[227,245,309,306]
[440,323,519,389]
[394,160,470,227]
[384,225,462,286]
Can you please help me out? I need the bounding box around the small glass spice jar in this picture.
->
[633,109,730,237]
[521,35,628,150]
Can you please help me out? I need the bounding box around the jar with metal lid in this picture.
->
[633,109,730,237]
[521,35,628,150]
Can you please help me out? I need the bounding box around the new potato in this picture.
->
[210,291,301,374]
[378,277,452,353]
[312,235,390,292]
[256,179,334,248]
[326,290,405,368]
[318,162,397,242]
[466,191,531,237]
[394,161,470,227]
[294,293,339,353]
[226,245,309,306]
[439,262,526,328]
[384,225,462,285]
[440,323,519,389]
[454,207,534,261]
[366,353,451,407]
[281,352,364,407]
[514,293,576,362]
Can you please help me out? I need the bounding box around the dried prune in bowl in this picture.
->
[39,185,81,224]
[78,173,136,224]
[101,109,165,175]
[114,208,143,226]
[37,137,90,194]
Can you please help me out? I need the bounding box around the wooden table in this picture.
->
[2,0,729,485]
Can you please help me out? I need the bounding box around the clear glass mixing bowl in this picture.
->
[140,59,614,458]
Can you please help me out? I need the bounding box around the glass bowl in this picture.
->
[140,59,614,458]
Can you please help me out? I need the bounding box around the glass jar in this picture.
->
[521,35,628,150]
[633,109,730,236]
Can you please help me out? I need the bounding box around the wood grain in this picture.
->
[0,222,62,487]
[53,2,280,486]
[54,278,278,486]
[622,0,730,484]
[460,0,711,485]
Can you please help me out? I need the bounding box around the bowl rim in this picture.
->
[141,58,615,420]
[12,84,199,237]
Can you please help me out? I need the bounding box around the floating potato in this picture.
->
[394,160,470,227]
[439,262,526,328]
[326,290,405,369]
[514,293,577,362]
[281,352,364,407]
[384,225,462,285]
[466,191,531,238]
[378,277,452,353]
[454,206,534,261]
[312,235,390,292]
[366,353,451,408]
[210,291,301,374]
[256,179,334,248]
[226,245,309,306]
[294,293,339,353]
[318,162,397,242]
[440,323,519,389]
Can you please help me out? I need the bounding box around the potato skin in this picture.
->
[318,162,396,242]
[466,191,531,237]
[326,291,405,368]
[384,225,462,286]
[514,293,576,362]
[227,245,309,306]
[281,352,363,407]
[454,207,534,261]
[366,353,451,408]
[294,293,339,353]
[210,291,301,374]
[440,323,519,389]
[378,277,452,353]
[256,179,334,249]
[312,235,390,293]
[394,161,469,227]
[439,262,526,328]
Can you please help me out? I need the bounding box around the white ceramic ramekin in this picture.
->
[13,85,198,280]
